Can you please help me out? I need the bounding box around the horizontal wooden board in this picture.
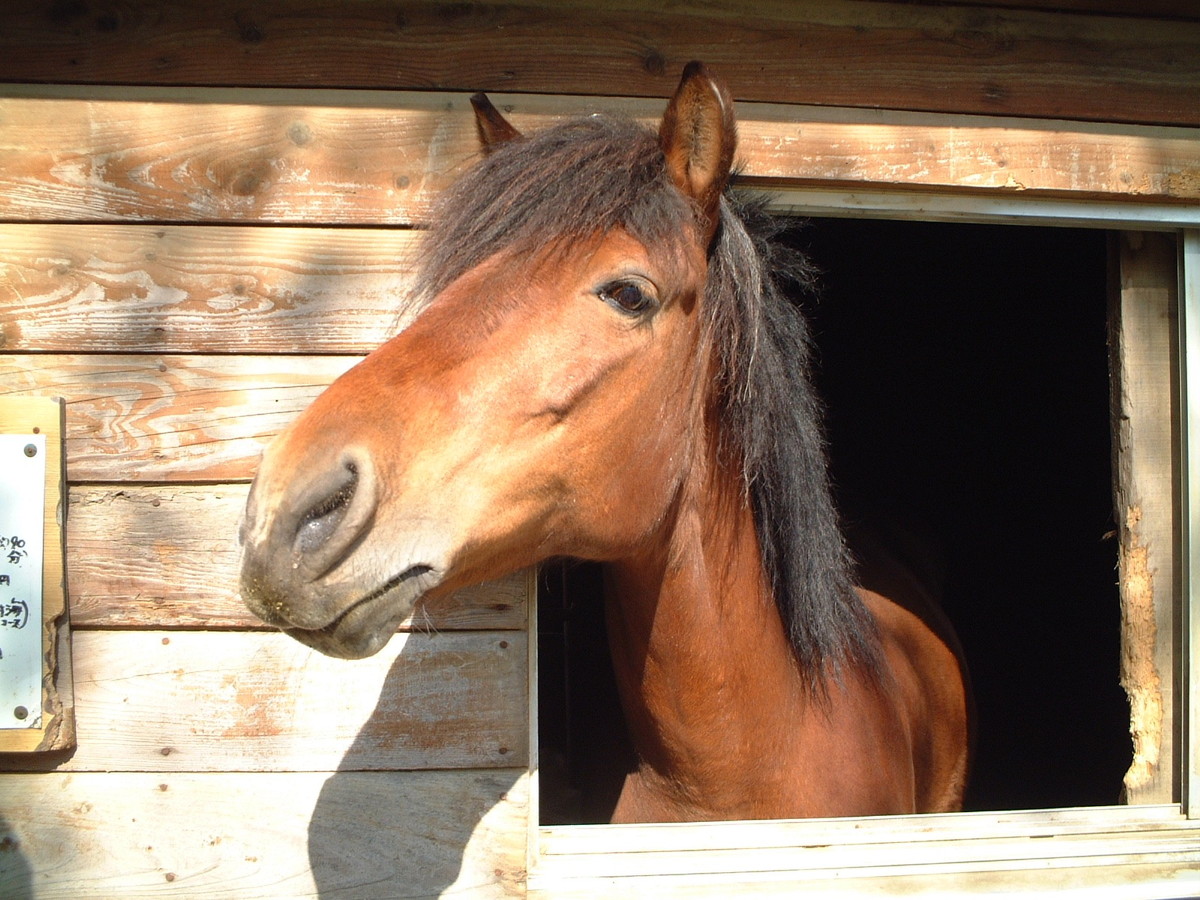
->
[0,1,1196,126]
[0,92,473,223]
[1,91,1197,227]
[0,630,527,773]
[0,353,355,481]
[0,224,417,353]
[532,807,1200,898]
[961,0,1197,16]
[529,859,1200,899]
[539,805,1191,856]
[66,484,529,630]
[722,103,1200,204]
[0,770,527,898]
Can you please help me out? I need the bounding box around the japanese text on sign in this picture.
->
[0,435,46,729]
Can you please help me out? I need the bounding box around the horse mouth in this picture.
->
[285,564,439,659]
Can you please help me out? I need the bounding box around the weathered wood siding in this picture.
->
[1,0,1196,127]
[0,2,1197,897]
[0,11,537,896]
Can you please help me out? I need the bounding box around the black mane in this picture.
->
[414,113,881,685]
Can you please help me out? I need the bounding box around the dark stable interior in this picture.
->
[538,216,1130,823]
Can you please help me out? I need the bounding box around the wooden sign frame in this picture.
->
[0,396,73,753]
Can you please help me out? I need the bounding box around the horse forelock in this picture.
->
[412,112,881,687]
[411,115,695,311]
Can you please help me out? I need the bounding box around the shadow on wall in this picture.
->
[0,812,33,900]
[307,644,527,899]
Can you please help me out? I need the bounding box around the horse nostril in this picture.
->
[289,449,378,581]
[296,462,358,554]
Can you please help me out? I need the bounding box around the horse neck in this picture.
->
[601,451,812,820]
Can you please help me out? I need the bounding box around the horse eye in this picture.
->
[599,281,655,316]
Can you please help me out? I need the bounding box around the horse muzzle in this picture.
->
[238,443,444,658]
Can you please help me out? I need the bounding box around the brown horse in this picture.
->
[239,62,970,822]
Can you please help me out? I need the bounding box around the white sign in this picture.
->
[0,434,45,729]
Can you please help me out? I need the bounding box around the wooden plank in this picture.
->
[0,1,1196,126]
[0,630,527,773]
[539,805,1190,856]
[0,224,417,353]
[726,102,1200,204]
[528,860,1200,899]
[0,92,473,223]
[1110,232,1180,805]
[946,0,1199,15]
[65,484,529,630]
[1183,229,1200,820]
[0,353,356,481]
[942,0,1198,18]
[0,770,528,898]
[533,829,1200,882]
[532,811,1200,895]
[1,93,1198,227]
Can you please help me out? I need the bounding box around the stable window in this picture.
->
[529,177,1200,894]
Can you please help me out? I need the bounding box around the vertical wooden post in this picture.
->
[1110,231,1180,805]
[1180,230,1200,819]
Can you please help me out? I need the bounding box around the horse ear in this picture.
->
[659,61,737,242]
[470,93,523,154]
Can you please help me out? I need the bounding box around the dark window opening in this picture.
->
[539,218,1129,823]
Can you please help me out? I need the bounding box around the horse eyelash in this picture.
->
[597,279,658,316]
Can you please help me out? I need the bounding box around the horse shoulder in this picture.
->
[859,585,971,812]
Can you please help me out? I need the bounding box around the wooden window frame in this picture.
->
[527,189,1200,896]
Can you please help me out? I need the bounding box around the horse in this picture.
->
[239,62,971,822]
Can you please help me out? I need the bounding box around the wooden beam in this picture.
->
[1,92,1197,227]
[0,630,528,773]
[0,770,528,898]
[0,224,417,353]
[945,0,1199,15]
[65,484,529,631]
[1182,229,1200,820]
[532,808,1200,897]
[1109,232,1180,805]
[0,1,1195,126]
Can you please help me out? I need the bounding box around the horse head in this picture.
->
[239,63,736,658]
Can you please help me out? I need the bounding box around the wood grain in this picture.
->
[66,484,529,630]
[2,92,1197,227]
[0,224,418,353]
[0,353,356,481]
[1110,232,1180,806]
[0,770,528,898]
[727,101,1200,203]
[0,630,527,773]
[0,92,476,223]
[532,807,1200,897]
[0,1,1195,126]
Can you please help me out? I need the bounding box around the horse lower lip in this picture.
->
[301,564,437,638]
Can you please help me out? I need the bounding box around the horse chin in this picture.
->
[285,620,395,660]
[282,566,442,659]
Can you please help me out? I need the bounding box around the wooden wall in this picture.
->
[0,1,1197,897]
